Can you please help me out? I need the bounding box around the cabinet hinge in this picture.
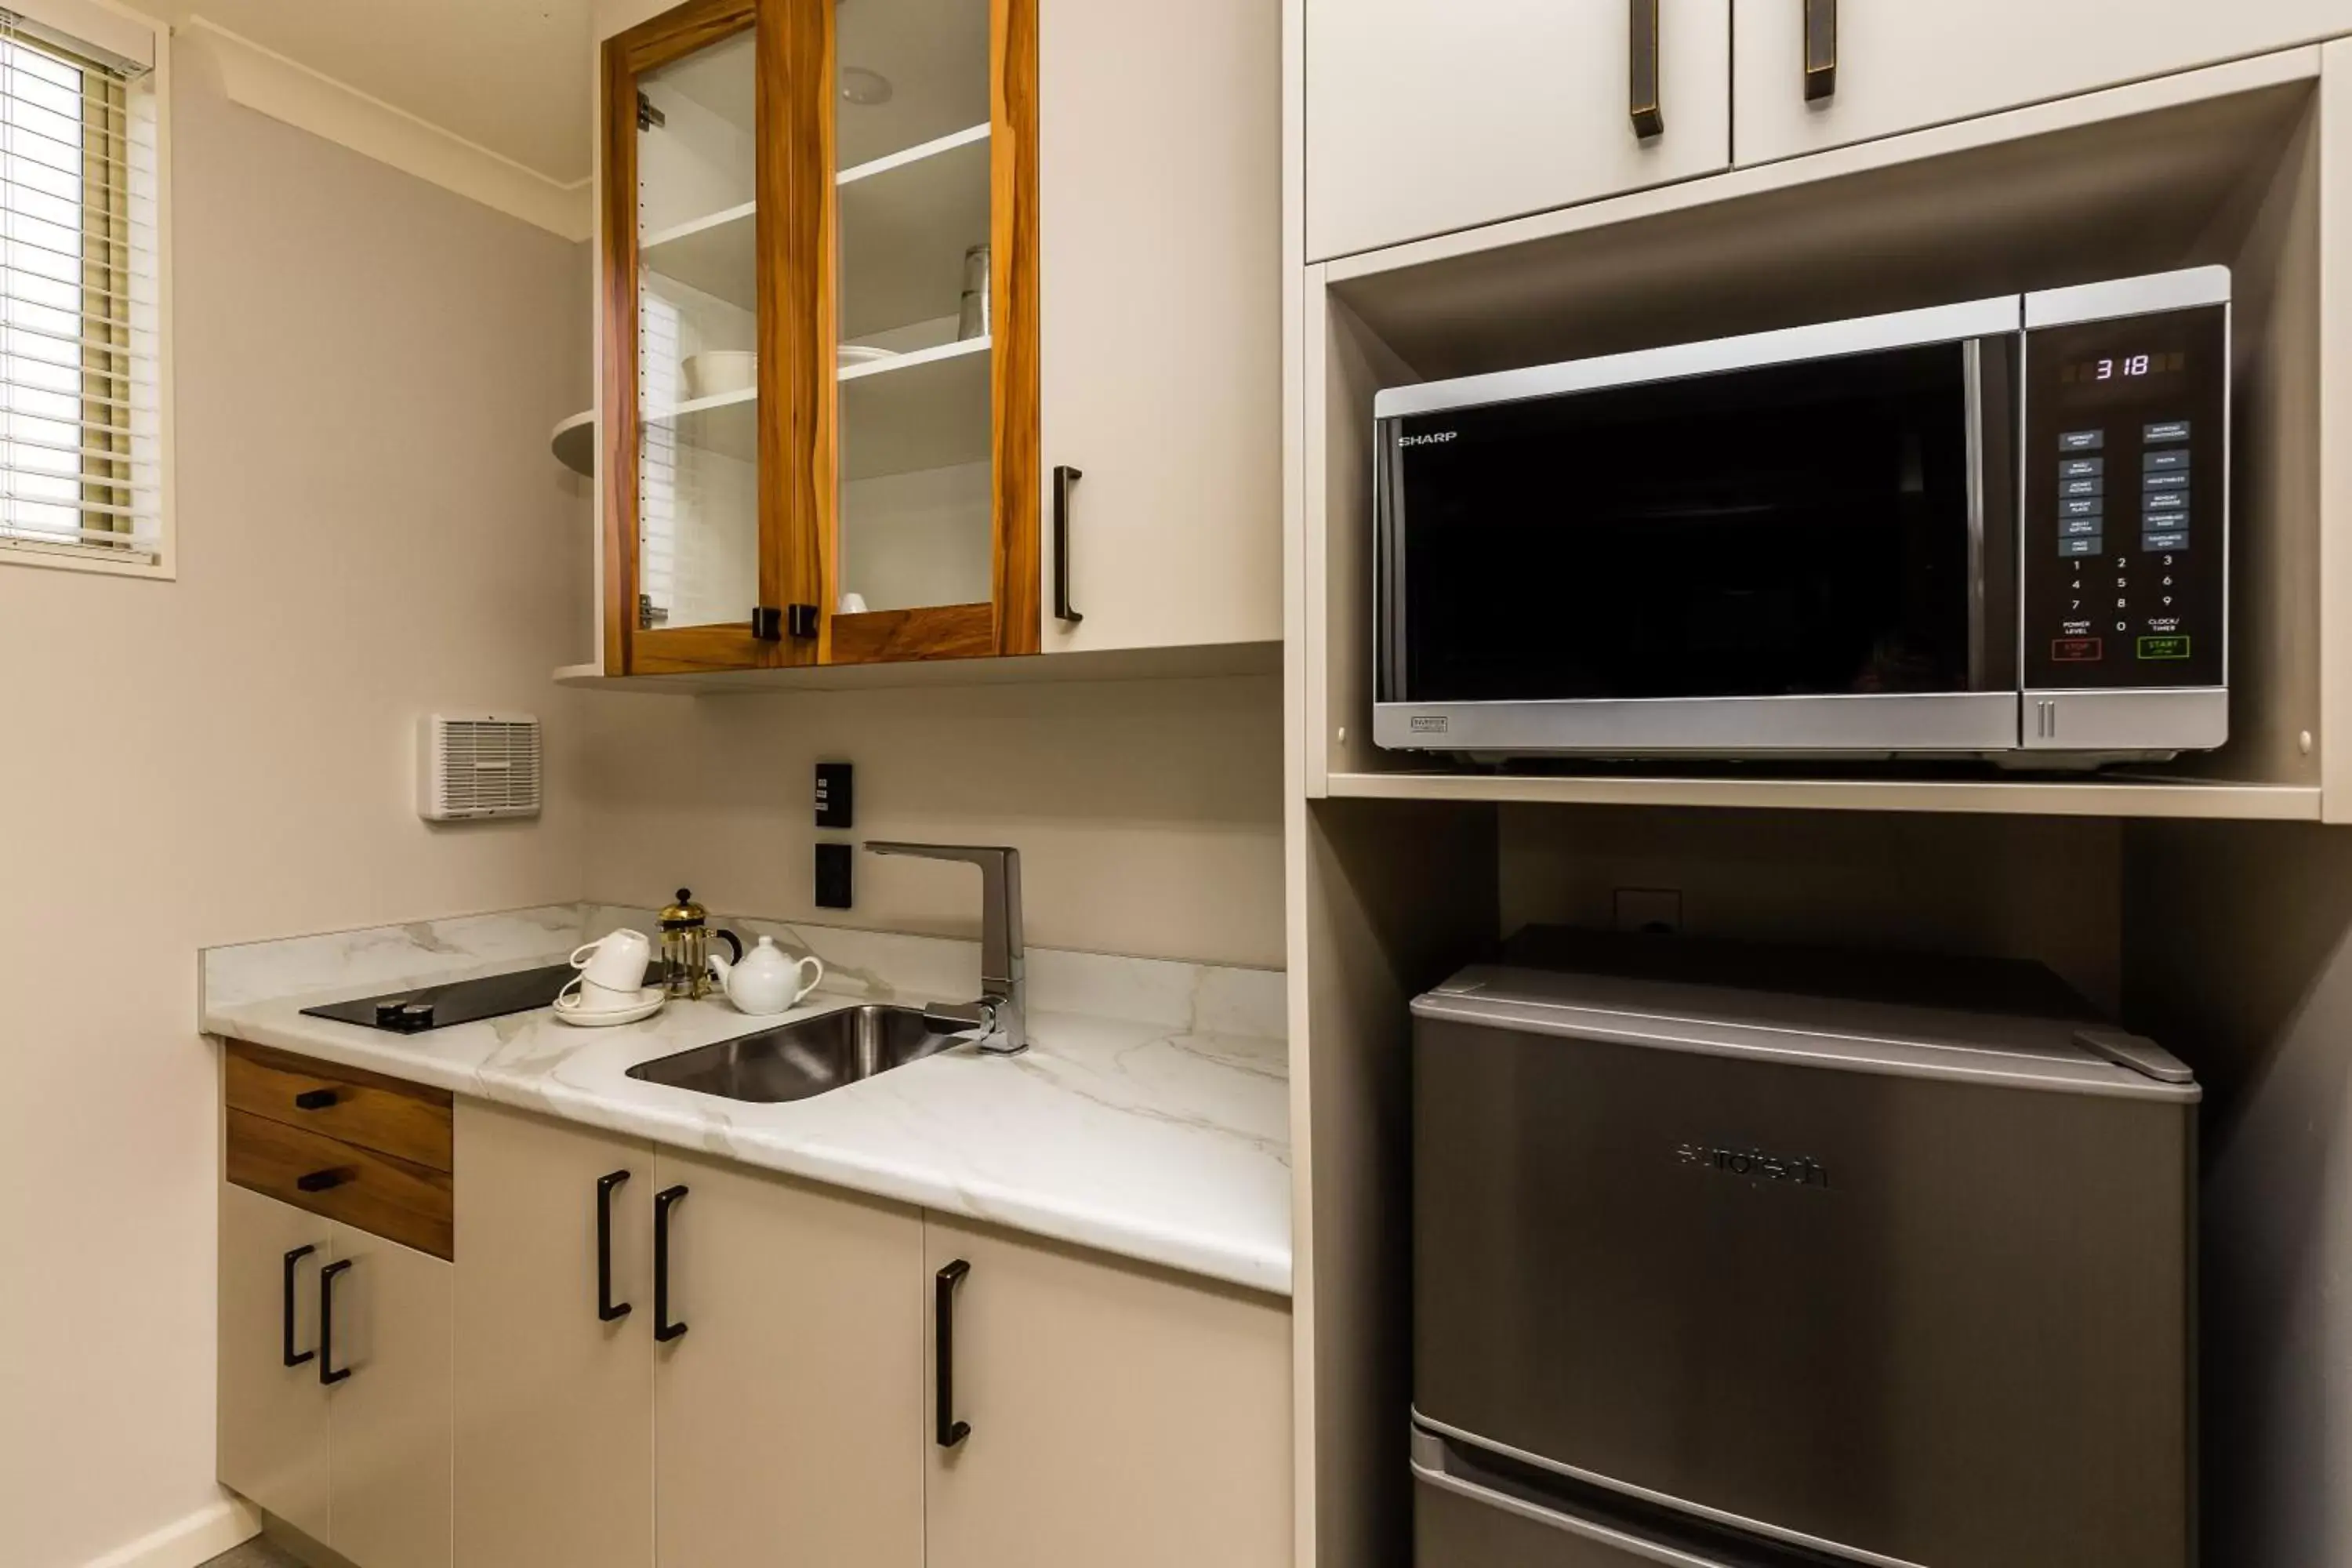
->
[637,91,666,132]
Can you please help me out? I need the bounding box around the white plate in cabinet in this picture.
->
[1039,0,1283,653]
[1305,0,1733,261]
[1732,0,2352,164]
[924,1216,1292,1568]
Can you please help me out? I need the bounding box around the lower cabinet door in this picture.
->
[923,1217,1293,1568]
[452,1102,653,1568]
[219,1181,333,1541]
[325,1221,453,1568]
[652,1149,926,1568]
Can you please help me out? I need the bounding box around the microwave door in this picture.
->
[1375,304,2021,758]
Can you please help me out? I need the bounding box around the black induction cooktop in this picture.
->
[300,963,584,1033]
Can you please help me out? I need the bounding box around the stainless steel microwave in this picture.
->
[1373,267,2231,764]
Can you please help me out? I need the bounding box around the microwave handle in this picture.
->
[1629,0,1664,140]
[1963,335,2021,695]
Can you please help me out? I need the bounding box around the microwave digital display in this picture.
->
[2060,351,2186,383]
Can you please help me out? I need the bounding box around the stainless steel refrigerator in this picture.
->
[1411,931,2198,1568]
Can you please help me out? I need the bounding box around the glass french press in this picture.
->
[657,888,741,1000]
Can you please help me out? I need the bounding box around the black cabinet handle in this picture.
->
[293,1088,339,1111]
[1052,465,1083,624]
[935,1258,971,1448]
[597,1171,633,1323]
[653,1185,688,1343]
[296,1167,351,1194]
[318,1259,353,1385]
[281,1245,317,1367]
[1628,0,1663,139]
[1803,0,1837,100]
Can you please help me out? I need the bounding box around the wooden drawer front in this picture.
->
[226,1040,453,1172]
[227,1109,454,1261]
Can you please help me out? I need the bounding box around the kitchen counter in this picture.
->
[201,905,1292,1295]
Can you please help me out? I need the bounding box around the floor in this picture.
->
[198,1541,307,1568]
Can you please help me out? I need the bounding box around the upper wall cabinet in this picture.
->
[1732,0,2352,164]
[600,0,1277,677]
[1304,0,1733,261]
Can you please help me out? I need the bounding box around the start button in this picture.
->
[2137,635,2192,661]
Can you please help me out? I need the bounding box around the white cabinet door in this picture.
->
[325,1222,453,1568]
[924,1217,1292,1568]
[1038,0,1282,654]
[218,1182,333,1542]
[1305,0,1733,260]
[1733,0,2352,164]
[652,1151,925,1568]
[452,1103,653,1568]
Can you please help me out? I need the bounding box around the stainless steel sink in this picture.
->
[625,1004,963,1103]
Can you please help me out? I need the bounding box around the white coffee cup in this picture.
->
[561,929,652,1012]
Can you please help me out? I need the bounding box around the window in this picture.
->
[0,8,161,575]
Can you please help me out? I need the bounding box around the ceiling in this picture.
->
[169,2,596,186]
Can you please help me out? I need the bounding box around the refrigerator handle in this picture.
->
[1410,1426,1739,1568]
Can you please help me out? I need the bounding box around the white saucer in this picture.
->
[554,987,666,1027]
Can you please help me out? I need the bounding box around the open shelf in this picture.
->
[643,201,757,309]
[840,336,989,480]
[550,409,593,477]
[1324,770,2324,820]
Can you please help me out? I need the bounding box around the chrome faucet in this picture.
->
[862,842,1027,1055]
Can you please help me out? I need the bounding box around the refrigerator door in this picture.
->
[1413,985,2194,1568]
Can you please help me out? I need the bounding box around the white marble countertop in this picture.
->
[201,906,1293,1296]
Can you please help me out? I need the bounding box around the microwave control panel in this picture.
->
[2021,304,2227,691]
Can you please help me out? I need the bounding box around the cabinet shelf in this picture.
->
[642,201,757,308]
[840,125,991,340]
[841,335,990,480]
[646,386,757,463]
[550,409,593,477]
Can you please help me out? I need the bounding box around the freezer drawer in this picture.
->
[1413,971,2195,1568]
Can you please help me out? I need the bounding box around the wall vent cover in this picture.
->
[417,713,543,822]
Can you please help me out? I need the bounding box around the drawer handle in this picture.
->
[281,1244,317,1367]
[1803,0,1837,100]
[653,1184,688,1343]
[318,1258,352,1386]
[1052,465,1083,624]
[293,1088,339,1111]
[296,1167,352,1194]
[597,1170,633,1323]
[1628,0,1663,139]
[935,1258,971,1448]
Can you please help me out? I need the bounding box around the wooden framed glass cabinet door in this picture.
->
[818,0,1040,664]
[602,0,1040,674]
[601,0,812,675]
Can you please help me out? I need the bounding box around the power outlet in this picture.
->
[1614,887,1683,935]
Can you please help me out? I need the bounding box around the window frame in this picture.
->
[0,0,169,580]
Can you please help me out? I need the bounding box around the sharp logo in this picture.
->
[1409,714,1450,735]
[1675,1142,1831,1190]
[1398,431,1458,447]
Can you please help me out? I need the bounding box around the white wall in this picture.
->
[575,675,1287,970]
[0,70,590,1567]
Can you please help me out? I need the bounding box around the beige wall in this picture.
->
[575,675,1287,970]
[0,71,590,1567]
[1499,805,2125,1008]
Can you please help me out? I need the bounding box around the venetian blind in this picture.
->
[0,11,158,564]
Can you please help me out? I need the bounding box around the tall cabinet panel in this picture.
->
[325,1223,454,1568]
[1305,0,1733,260]
[452,1103,654,1568]
[651,1149,926,1568]
[218,1182,333,1543]
[1036,0,1281,653]
[923,1217,1293,1568]
[1732,0,2352,164]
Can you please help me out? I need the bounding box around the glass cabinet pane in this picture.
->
[636,30,758,636]
[833,0,994,615]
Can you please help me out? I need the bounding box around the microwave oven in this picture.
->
[1372,267,2230,764]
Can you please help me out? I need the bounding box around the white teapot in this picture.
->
[706,935,824,1016]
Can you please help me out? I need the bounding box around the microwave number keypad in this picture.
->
[2024,309,2226,690]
